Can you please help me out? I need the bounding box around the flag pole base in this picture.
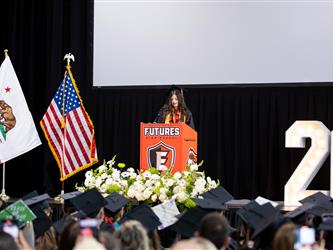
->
[53,189,65,204]
[0,189,9,201]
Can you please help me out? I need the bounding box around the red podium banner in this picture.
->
[140,123,197,173]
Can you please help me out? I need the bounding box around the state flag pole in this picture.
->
[0,50,9,201]
[0,162,9,201]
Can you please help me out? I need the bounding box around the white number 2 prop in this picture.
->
[285,121,331,206]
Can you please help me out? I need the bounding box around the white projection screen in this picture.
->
[93,0,333,87]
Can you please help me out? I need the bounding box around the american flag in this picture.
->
[40,67,97,181]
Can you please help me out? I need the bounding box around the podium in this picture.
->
[140,123,197,173]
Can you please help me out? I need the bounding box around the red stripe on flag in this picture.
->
[64,146,75,174]
[49,103,62,126]
[64,125,84,167]
[41,119,62,162]
[44,112,63,155]
[73,109,91,147]
[66,113,91,163]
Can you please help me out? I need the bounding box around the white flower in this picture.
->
[84,178,95,187]
[135,192,145,201]
[95,177,103,188]
[173,185,185,193]
[129,172,137,179]
[101,173,108,180]
[100,183,108,192]
[143,189,152,199]
[190,164,198,172]
[143,171,151,179]
[135,183,145,192]
[121,172,130,178]
[183,171,190,178]
[98,165,107,173]
[154,181,161,187]
[195,178,206,188]
[127,187,136,198]
[112,169,121,179]
[151,194,158,202]
[159,188,168,194]
[209,181,217,188]
[165,179,175,187]
[106,178,113,185]
[159,193,167,202]
[173,172,182,179]
[85,171,93,178]
[207,177,217,188]
[151,174,160,180]
[120,180,128,187]
[175,192,188,203]
[127,168,135,173]
[178,180,186,187]
[107,158,116,166]
[194,178,207,194]
[191,189,198,197]
[77,187,85,192]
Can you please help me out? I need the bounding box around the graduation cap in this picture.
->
[318,213,333,231]
[202,186,233,205]
[169,207,209,237]
[23,193,51,210]
[236,200,260,224]
[32,206,53,238]
[119,203,161,233]
[60,191,82,201]
[246,203,281,239]
[299,192,331,205]
[70,188,107,218]
[284,202,315,219]
[104,192,129,214]
[21,190,39,201]
[52,214,78,235]
[306,201,333,217]
[192,197,226,211]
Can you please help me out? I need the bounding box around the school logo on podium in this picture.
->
[147,141,175,171]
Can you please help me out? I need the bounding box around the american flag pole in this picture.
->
[57,53,75,201]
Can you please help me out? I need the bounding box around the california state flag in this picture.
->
[0,56,41,163]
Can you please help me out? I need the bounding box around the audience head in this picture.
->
[197,212,230,249]
[115,220,150,250]
[171,237,217,250]
[58,219,80,250]
[273,222,296,250]
[0,231,18,250]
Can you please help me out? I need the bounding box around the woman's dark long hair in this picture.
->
[164,89,190,123]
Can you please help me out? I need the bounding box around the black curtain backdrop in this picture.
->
[0,0,331,201]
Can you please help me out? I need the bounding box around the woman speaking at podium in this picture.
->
[154,86,195,129]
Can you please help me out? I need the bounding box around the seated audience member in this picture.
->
[196,212,231,250]
[118,204,162,250]
[58,220,80,250]
[115,220,150,250]
[273,222,296,250]
[171,237,217,250]
[0,231,18,250]
[73,227,106,250]
[99,231,121,250]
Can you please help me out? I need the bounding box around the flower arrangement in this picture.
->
[76,155,219,210]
